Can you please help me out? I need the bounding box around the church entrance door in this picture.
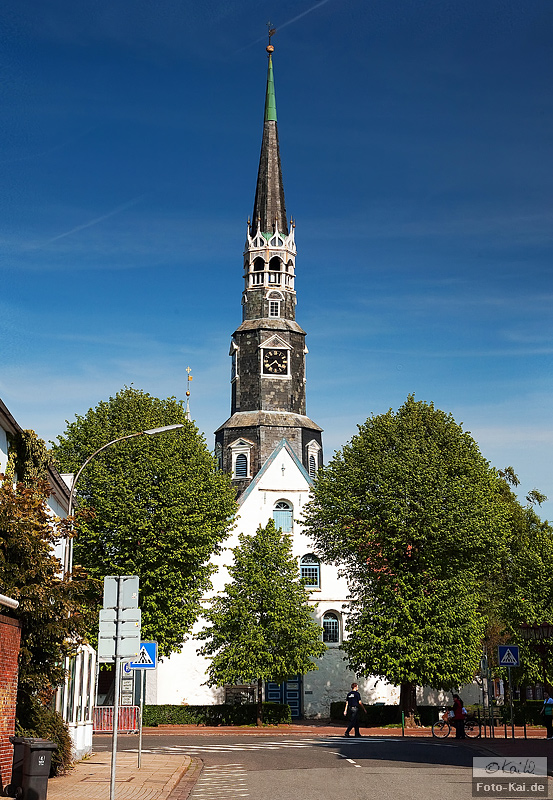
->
[265,675,302,718]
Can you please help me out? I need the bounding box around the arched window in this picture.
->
[273,500,293,533]
[323,612,339,643]
[269,256,282,271]
[253,257,265,271]
[273,500,293,532]
[300,554,320,588]
[235,453,248,477]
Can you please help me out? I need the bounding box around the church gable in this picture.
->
[239,438,311,507]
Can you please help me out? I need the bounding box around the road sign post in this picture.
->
[99,576,141,800]
[124,642,157,769]
[498,645,520,738]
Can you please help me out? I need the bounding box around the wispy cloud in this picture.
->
[237,0,333,52]
[33,195,147,249]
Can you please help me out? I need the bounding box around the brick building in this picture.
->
[0,613,21,790]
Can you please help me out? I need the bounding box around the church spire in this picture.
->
[251,44,288,237]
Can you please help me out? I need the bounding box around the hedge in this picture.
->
[143,702,292,727]
[330,703,442,727]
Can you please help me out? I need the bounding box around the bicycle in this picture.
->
[431,707,481,738]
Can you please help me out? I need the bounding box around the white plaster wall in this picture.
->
[0,427,8,474]
[154,623,225,706]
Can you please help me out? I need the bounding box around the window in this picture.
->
[253,257,265,271]
[230,439,253,480]
[306,440,321,479]
[323,612,340,643]
[235,453,248,477]
[300,554,320,588]
[269,300,280,317]
[273,500,293,532]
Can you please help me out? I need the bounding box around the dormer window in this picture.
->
[229,439,254,480]
[306,440,322,478]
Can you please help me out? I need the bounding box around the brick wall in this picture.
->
[0,614,21,789]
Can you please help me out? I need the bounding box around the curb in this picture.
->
[168,758,203,800]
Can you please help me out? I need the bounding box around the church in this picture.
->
[152,43,399,717]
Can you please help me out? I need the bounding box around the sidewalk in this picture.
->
[45,722,551,800]
[46,750,201,800]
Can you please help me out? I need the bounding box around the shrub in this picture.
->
[143,702,291,727]
[329,703,438,727]
[16,700,73,776]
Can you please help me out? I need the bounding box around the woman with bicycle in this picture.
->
[452,694,466,739]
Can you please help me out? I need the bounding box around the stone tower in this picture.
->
[215,44,323,496]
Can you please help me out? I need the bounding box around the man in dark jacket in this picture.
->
[344,683,366,737]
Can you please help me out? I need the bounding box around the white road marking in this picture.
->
[190,763,249,799]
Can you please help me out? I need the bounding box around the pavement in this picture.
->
[44,722,552,800]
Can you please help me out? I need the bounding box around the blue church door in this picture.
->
[265,675,302,718]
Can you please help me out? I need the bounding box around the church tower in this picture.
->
[215,44,323,496]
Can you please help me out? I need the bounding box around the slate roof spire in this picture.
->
[250,44,288,237]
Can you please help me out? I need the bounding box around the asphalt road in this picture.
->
[93,732,484,800]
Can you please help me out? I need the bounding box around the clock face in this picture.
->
[263,348,288,375]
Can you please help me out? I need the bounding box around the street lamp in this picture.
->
[64,424,185,574]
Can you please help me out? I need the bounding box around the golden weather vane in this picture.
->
[185,366,193,420]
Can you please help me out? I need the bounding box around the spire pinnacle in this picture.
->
[250,39,288,237]
[264,48,277,122]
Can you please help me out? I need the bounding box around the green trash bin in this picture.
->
[20,738,58,800]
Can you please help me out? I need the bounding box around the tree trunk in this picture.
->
[400,682,417,727]
[257,678,263,727]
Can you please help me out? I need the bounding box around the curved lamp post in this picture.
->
[65,424,185,574]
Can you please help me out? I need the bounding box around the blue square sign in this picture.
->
[129,641,157,669]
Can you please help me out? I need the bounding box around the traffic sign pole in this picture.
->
[138,671,146,769]
[509,665,515,738]
[110,579,121,800]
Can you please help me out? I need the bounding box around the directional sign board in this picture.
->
[498,645,520,667]
[129,641,157,670]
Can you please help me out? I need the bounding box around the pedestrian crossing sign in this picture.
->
[498,645,520,667]
[129,641,157,670]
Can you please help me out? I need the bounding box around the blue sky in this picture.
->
[1,0,552,519]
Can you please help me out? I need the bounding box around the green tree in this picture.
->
[196,519,326,725]
[0,475,95,735]
[51,387,237,657]
[490,472,553,687]
[303,395,510,719]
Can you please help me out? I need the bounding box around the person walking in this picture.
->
[452,694,466,739]
[540,690,553,739]
[344,682,366,737]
